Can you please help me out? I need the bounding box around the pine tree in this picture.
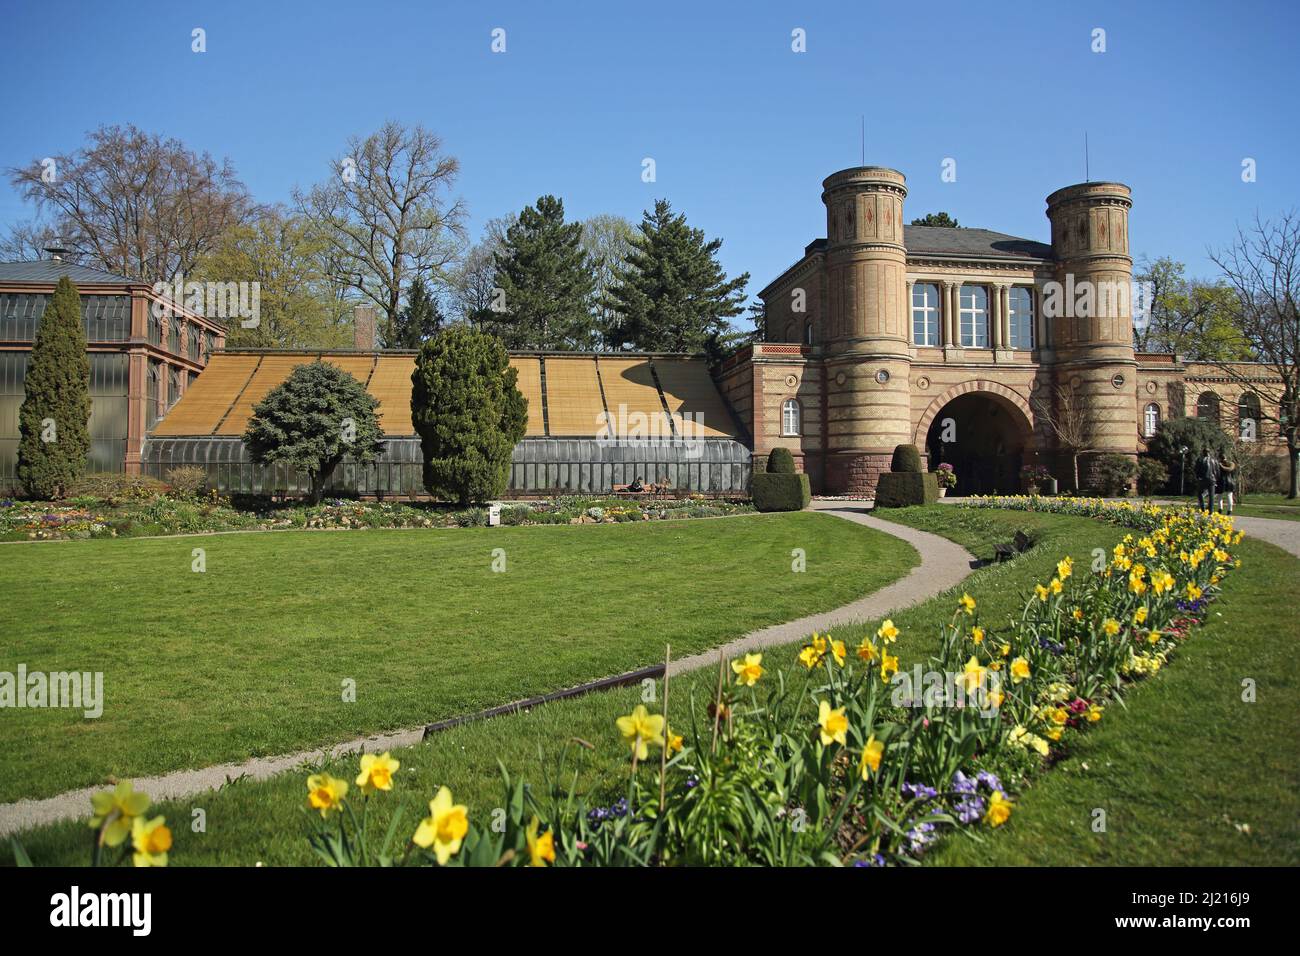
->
[386,277,444,348]
[17,276,91,498]
[411,327,527,505]
[910,212,960,228]
[604,199,749,353]
[243,361,385,503]
[491,196,594,349]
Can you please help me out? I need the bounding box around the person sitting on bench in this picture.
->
[627,476,645,493]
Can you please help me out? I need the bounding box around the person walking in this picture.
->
[1194,447,1220,512]
[1218,458,1238,515]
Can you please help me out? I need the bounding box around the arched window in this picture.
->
[1238,392,1261,442]
[783,323,794,343]
[1196,391,1221,422]
[1008,287,1035,349]
[1143,402,1160,438]
[959,285,989,347]
[781,399,801,437]
[911,283,939,346]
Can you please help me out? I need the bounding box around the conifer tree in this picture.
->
[491,195,594,349]
[17,276,91,498]
[604,199,748,353]
[386,277,444,348]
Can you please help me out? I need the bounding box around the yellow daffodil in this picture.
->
[731,652,764,687]
[667,730,684,753]
[1147,629,1161,644]
[616,705,665,761]
[1010,657,1031,683]
[856,638,878,663]
[89,780,151,848]
[1050,577,1064,595]
[798,644,822,669]
[880,650,899,684]
[1186,582,1203,601]
[971,626,985,644]
[877,619,899,643]
[1057,556,1073,580]
[1071,607,1084,621]
[307,773,349,818]
[960,655,987,693]
[1087,704,1103,722]
[1133,606,1148,625]
[1000,643,1011,657]
[830,639,847,667]
[1102,618,1121,637]
[984,791,1014,827]
[959,593,976,616]
[413,786,469,864]
[859,735,884,778]
[817,700,848,747]
[811,633,827,654]
[1035,584,1050,602]
[130,815,172,868]
[1050,707,1068,726]
[526,815,555,867]
[355,751,400,794]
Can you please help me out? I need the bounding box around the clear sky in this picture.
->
[2,0,1296,302]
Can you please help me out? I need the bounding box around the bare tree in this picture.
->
[1032,385,1093,491]
[295,122,466,346]
[447,214,514,330]
[7,124,253,281]
[1208,212,1300,498]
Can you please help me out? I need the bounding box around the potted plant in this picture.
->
[935,462,957,498]
[1020,464,1054,496]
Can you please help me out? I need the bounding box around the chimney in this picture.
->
[353,304,377,351]
[44,242,68,262]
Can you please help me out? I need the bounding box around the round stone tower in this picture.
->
[1044,181,1138,487]
[820,167,914,495]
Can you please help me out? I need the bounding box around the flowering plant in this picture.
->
[935,463,958,489]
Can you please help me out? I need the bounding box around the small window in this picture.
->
[1196,391,1221,421]
[1238,392,1261,442]
[781,398,801,437]
[1143,403,1160,438]
[959,285,989,347]
[1008,287,1035,349]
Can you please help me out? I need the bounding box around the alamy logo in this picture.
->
[0,664,103,718]
[151,274,261,328]
[50,886,152,936]
[595,404,707,458]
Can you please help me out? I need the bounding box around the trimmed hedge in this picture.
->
[767,447,796,474]
[874,471,939,508]
[890,444,923,473]
[751,472,810,512]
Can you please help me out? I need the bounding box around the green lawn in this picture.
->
[0,512,915,804]
[9,506,1296,867]
[1158,492,1300,522]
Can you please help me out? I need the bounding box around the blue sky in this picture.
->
[2,0,1296,301]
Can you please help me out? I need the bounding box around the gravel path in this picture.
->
[0,502,973,838]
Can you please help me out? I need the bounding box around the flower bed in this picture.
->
[28,498,1239,868]
[0,494,753,541]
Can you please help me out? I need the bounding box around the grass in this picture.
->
[9,505,1296,866]
[0,512,915,804]
[1159,492,1300,521]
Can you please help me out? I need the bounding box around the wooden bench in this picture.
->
[994,529,1033,562]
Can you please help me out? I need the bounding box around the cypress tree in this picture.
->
[386,277,444,349]
[490,195,594,349]
[17,276,91,498]
[604,199,749,353]
[411,327,527,505]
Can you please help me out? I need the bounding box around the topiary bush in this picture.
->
[874,472,938,508]
[751,472,810,512]
[766,447,796,474]
[890,444,923,473]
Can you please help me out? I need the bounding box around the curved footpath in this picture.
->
[0,503,973,838]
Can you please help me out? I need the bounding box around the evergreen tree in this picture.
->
[386,277,444,348]
[491,196,594,349]
[411,327,527,505]
[604,199,749,353]
[17,276,91,498]
[243,361,384,503]
[910,212,960,228]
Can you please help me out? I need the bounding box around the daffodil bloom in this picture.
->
[616,705,665,760]
[1050,707,1068,725]
[413,787,469,864]
[1071,607,1084,621]
[971,626,985,644]
[811,633,827,654]
[1087,704,1103,722]
[731,652,764,687]
[877,619,899,643]
[987,688,1005,709]
[1186,582,1203,601]
[1050,577,1063,595]
[1133,606,1148,625]
[859,735,884,778]
[1102,618,1121,637]
[1035,584,1050,602]
[1010,657,1031,683]
[130,815,172,868]
[355,751,400,794]
[526,815,555,867]
[960,655,987,693]
[89,780,151,848]
[1044,725,1064,742]
[880,650,899,684]
[984,791,1014,827]
[1000,643,1011,657]
[798,644,822,669]
[817,700,848,746]
[1147,629,1161,644]
[856,638,878,663]
[1057,556,1073,580]
[307,773,349,818]
[959,593,976,616]
[830,639,847,667]
[667,730,684,753]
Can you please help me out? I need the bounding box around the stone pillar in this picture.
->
[820,167,912,497]
[990,284,1003,349]
[942,280,960,359]
[904,279,914,345]
[1046,181,1137,488]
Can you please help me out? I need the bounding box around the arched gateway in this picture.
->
[916,382,1036,496]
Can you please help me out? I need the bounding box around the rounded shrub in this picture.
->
[767,447,796,474]
[890,444,923,473]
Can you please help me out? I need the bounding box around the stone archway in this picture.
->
[916,381,1035,496]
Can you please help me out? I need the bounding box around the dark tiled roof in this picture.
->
[903,226,1052,261]
[0,260,138,285]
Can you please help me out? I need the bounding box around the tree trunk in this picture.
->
[309,471,324,505]
[1071,452,1080,492]
[1290,446,1299,499]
